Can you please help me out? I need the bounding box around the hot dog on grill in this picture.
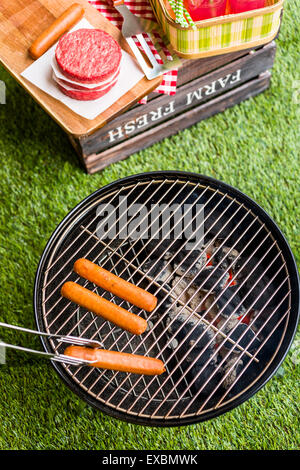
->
[28,3,85,59]
[64,345,166,375]
[74,258,157,312]
[61,281,147,335]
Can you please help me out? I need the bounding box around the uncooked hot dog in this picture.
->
[29,4,85,59]
[64,345,166,375]
[61,281,147,335]
[74,258,157,312]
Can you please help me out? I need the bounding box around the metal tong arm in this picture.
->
[0,322,103,366]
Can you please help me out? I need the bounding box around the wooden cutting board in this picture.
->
[0,0,162,137]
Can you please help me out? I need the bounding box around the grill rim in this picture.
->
[33,171,300,427]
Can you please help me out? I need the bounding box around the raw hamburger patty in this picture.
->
[52,61,120,91]
[55,28,122,84]
[53,65,120,91]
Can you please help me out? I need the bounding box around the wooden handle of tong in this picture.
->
[28,3,85,59]
[113,0,125,6]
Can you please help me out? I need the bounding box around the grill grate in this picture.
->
[35,174,296,424]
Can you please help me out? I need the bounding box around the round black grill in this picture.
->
[34,172,299,426]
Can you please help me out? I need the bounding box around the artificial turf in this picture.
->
[0,0,299,451]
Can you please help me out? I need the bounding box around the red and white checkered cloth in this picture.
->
[88,0,178,101]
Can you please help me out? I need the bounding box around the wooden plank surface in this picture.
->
[0,0,162,137]
[176,44,269,87]
[145,45,259,102]
[78,72,271,174]
[132,42,272,102]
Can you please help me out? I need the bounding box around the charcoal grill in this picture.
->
[34,171,299,426]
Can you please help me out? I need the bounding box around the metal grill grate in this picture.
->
[34,174,296,424]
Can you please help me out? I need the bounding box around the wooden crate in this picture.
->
[70,41,276,174]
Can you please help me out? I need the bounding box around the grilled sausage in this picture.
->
[64,345,165,375]
[28,4,85,59]
[74,258,157,312]
[61,281,147,335]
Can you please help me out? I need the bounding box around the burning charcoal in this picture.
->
[216,316,240,345]
[204,294,219,321]
[185,285,206,314]
[146,281,174,319]
[173,249,207,278]
[171,275,192,307]
[166,318,220,396]
[215,285,246,319]
[222,354,244,389]
[157,284,174,314]
[210,240,240,271]
[166,314,216,345]
[222,323,261,354]
[166,301,196,328]
[247,309,260,329]
[192,267,229,292]
[171,276,206,314]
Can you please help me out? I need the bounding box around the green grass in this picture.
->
[0,0,299,451]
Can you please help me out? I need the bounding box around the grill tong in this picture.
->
[0,321,102,366]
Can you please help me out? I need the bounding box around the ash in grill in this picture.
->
[37,175,296,425]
